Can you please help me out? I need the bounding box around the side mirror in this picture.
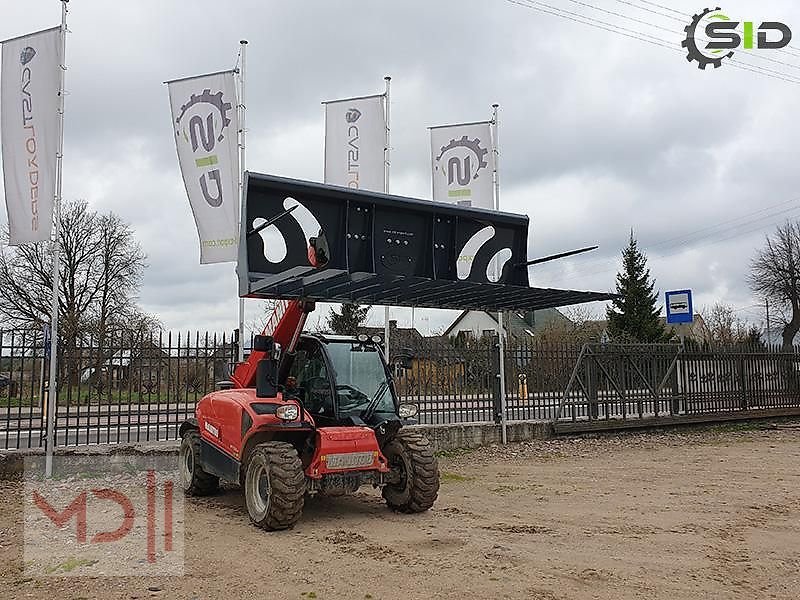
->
[256,358,278,398]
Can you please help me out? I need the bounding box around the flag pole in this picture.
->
[237,39,248,364]
[45,0,69,478]
[383,75,391,361]
[491,102,507,445]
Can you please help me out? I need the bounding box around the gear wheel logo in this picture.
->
[682,7,734,69]
[19,46,36,66]
[434,135,490,186]
[345,108,361,123]
[175,88,233,142]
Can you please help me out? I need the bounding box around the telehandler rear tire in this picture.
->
[179,430,219,496]
[382,430,439,513]
[244,441,305,530]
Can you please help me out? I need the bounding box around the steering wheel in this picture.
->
[303,377,330,411]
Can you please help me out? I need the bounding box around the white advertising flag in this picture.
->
[324,95,385,192]
[168,70,239,264]
[431,122,495,210]
[1,27,61,245]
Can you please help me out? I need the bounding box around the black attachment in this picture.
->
[518,245,598,267]
[247,204,298,238]
[239,173,616,312]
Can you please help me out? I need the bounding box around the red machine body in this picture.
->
[305,427,389,480]
[191,296,388,489]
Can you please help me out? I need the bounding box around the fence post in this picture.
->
[672,347,684,415]
[587,354,599,420]
[491,335,502,425]
[739,354,749,410]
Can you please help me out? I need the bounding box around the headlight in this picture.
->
[276,404,299,421]
[398,403,418,418]
[357,334,369,342]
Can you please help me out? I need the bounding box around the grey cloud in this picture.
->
[2,0,798,334]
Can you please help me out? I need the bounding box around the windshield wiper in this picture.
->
[361,381,389,421]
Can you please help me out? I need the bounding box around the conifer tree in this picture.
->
[326,303,370,335]
[606,232,668,342]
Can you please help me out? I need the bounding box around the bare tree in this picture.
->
[749,221,800,350]
[536,306,605,345]
[0,200,147,385]
[699,302,761,346]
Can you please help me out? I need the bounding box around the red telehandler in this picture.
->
[179,296,437,530]
[179,173,613,530]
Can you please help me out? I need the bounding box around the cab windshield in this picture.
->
[324,341,394,417]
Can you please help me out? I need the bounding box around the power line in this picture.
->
[624,0,687,19]
[536,203,800,285]
[649,200,800,252]
[503,0,682,53]
[504,0,800,84]
[536,197,800,275]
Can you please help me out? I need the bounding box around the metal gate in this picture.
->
[555,343,682,422]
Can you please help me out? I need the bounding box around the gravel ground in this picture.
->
[2,422,800,599]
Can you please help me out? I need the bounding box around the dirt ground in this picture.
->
[2,422,800,600]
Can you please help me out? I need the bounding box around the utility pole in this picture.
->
[765,297,771,344]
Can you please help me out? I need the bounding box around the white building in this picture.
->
[443,308,571,341]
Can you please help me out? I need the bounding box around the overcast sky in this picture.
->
[2,0,799,335]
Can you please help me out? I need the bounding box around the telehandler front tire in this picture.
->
[179,430,220,496]
[382,430,440,513]
[244,441,305,530]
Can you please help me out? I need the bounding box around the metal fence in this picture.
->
[2,329,800,450]
[0,329,236,450]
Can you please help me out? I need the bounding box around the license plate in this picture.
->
[325,452,374,469]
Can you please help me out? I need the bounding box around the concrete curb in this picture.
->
[0,441,179,480]
[0,422,553,480]
[415,421,553,452]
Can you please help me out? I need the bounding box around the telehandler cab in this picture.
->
[180,173,613,530]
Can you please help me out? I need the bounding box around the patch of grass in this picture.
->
[46,557,97,573]
[435,447,476,458]
[441,471,473,483]
[709,421,766,433]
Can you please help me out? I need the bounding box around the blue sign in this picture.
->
[665,290,693,324]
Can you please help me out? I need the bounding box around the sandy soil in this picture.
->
[2,423,800,600]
